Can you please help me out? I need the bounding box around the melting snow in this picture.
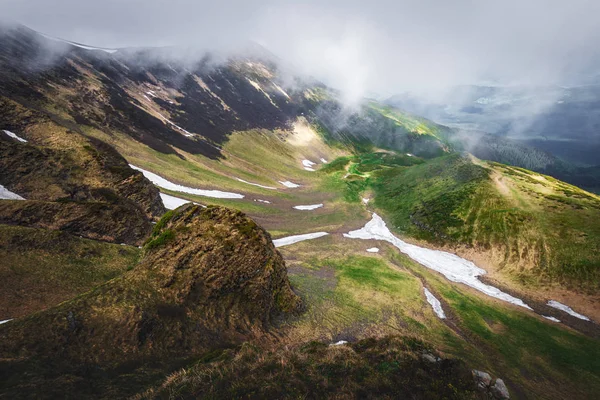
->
[424,288,446,319]
[0,319,12,325]
[304,167,316,172]
[130,165,245,199]
[254,199,271,204]
[40,33,118,53]
[320,158,328,163]
[543,316,561,323]
[162,117,193,137]
[406,153,414,157]
[330,340,348,346]
[279,180,301,188]
[0,185,25,200]
[343,214,531,309]
[273,232,329,247]
[293,204,323,211]
[547,300,590,321]
[160,193,202,210]
[362,198,370,205]
[3,130,27,143]
[236,178,277,190]
[366,247,379,253]
[302,159,316,167]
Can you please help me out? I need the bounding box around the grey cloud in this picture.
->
[3,0,600,101]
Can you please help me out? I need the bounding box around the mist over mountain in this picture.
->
[1,4,600,399]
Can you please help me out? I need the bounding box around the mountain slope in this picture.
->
[1,22,600,400]
[0,205,302,398]
[367,153,600,292]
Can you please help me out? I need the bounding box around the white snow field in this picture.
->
[0,185,25,200]
[273,232,329,248]
[547,300,590,321]
[302,159,317,171]
[160,193,198,210]
[40,33,118,53]
[236,178,277,190]
[542,316,561,323]
[344,214,532,309]
[129,165,244,199]
[3,130,27,143]
[293,204,324,211]
[279,180,301,188]
[424,288,446,319]
[366,247,380,253]
[330,340,348,346]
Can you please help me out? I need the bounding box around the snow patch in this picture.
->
[320,158,328,163]
[254,199,271,204]
[406,153,414,157]
[547,300,590,321]
[330,340,348,346]
[304,167,316,172]
[3,130,27,143]
[236,178,277,190]
[40,33,117,53]
[424,288,446,319]
[366,247,379,253]
[302,159,317,167]
[543,316,561,323]
[279,180,301,188]
[0,319,12,325]
[160,193,200,210]
[362,198,370,205]
[343,214,531,309]
[273,232,329,248]
[0,185,25,200]
[161,117,193,137]
[130,165,244,199]
[293,204,323,211]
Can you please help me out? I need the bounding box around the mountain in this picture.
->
[0,22,599,399]
[386,85,600,192]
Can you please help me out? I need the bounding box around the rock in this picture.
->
[422,352,440,363]
[491,378,510,399]
[472,369,492,387]
[0,205,303,363]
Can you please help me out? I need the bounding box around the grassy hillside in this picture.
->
[0,224,140,319]
[367,154,600,291]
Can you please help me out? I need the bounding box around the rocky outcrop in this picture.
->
[0,200,152,245]
[0,205,302,366]
[473,369,510,399]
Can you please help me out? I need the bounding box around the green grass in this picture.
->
[364,154,600,291]
[0,224,140,318]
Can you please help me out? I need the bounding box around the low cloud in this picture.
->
[3,0,600,105]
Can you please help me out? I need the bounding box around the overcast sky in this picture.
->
[4,0,600,100]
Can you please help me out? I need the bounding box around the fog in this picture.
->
[3,0,600,104]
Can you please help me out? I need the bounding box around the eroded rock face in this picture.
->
[0,205,302,364]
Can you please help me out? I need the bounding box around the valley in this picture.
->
[0,22,599,399]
